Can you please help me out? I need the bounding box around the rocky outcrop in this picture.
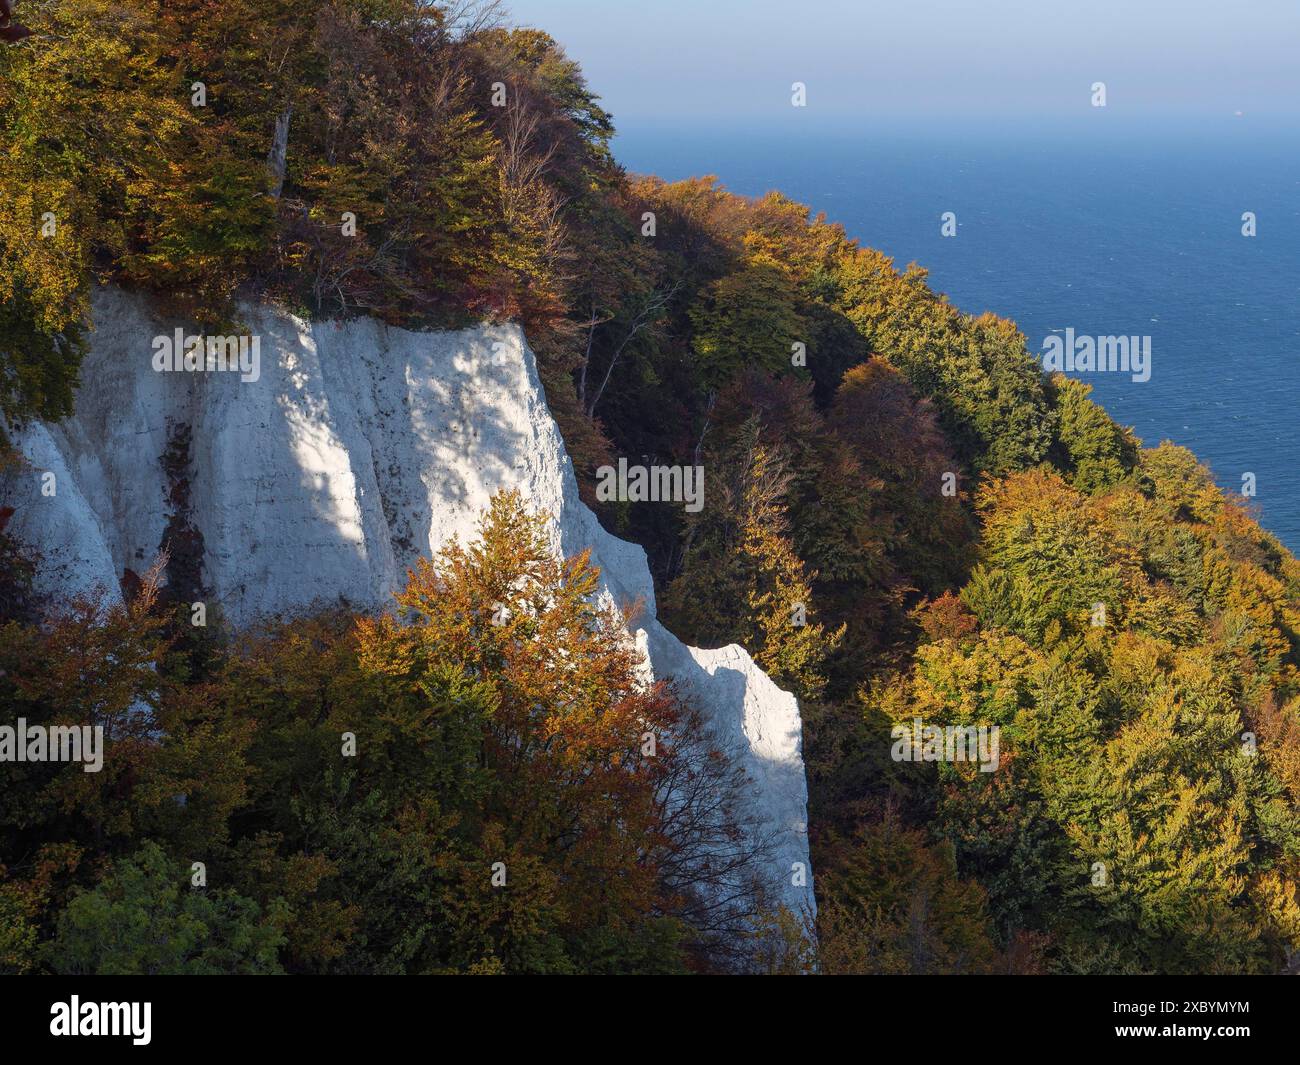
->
[3,287,815,923]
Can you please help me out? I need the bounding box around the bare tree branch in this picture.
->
[587,280,683,417]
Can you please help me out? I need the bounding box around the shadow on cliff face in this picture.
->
[647,658,817,972]
[0,291,532,628]
[704,660,811,877]
[163,307,529,625]
[634,625,815,926]
[307,317,534,588]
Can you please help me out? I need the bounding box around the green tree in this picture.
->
[1048,374,1139,493]
[689,257,806,389]
[45,842,286,975]
[665,419,841,699]
[816,813,1002,974]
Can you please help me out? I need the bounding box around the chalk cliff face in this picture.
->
[3,288,815,922]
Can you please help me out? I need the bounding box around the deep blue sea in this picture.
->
[613,118,1300,553]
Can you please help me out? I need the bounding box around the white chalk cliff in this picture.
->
[3,287,815,924]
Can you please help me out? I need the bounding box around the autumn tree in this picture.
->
[664,419,841,700]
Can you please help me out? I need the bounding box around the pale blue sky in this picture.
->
[503,0,1300,124]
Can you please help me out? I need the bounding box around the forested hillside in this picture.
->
[2,0,1298,973]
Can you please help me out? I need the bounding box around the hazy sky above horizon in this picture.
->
[503,0,1300,125]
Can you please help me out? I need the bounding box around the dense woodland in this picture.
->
[2,0,1299,973]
